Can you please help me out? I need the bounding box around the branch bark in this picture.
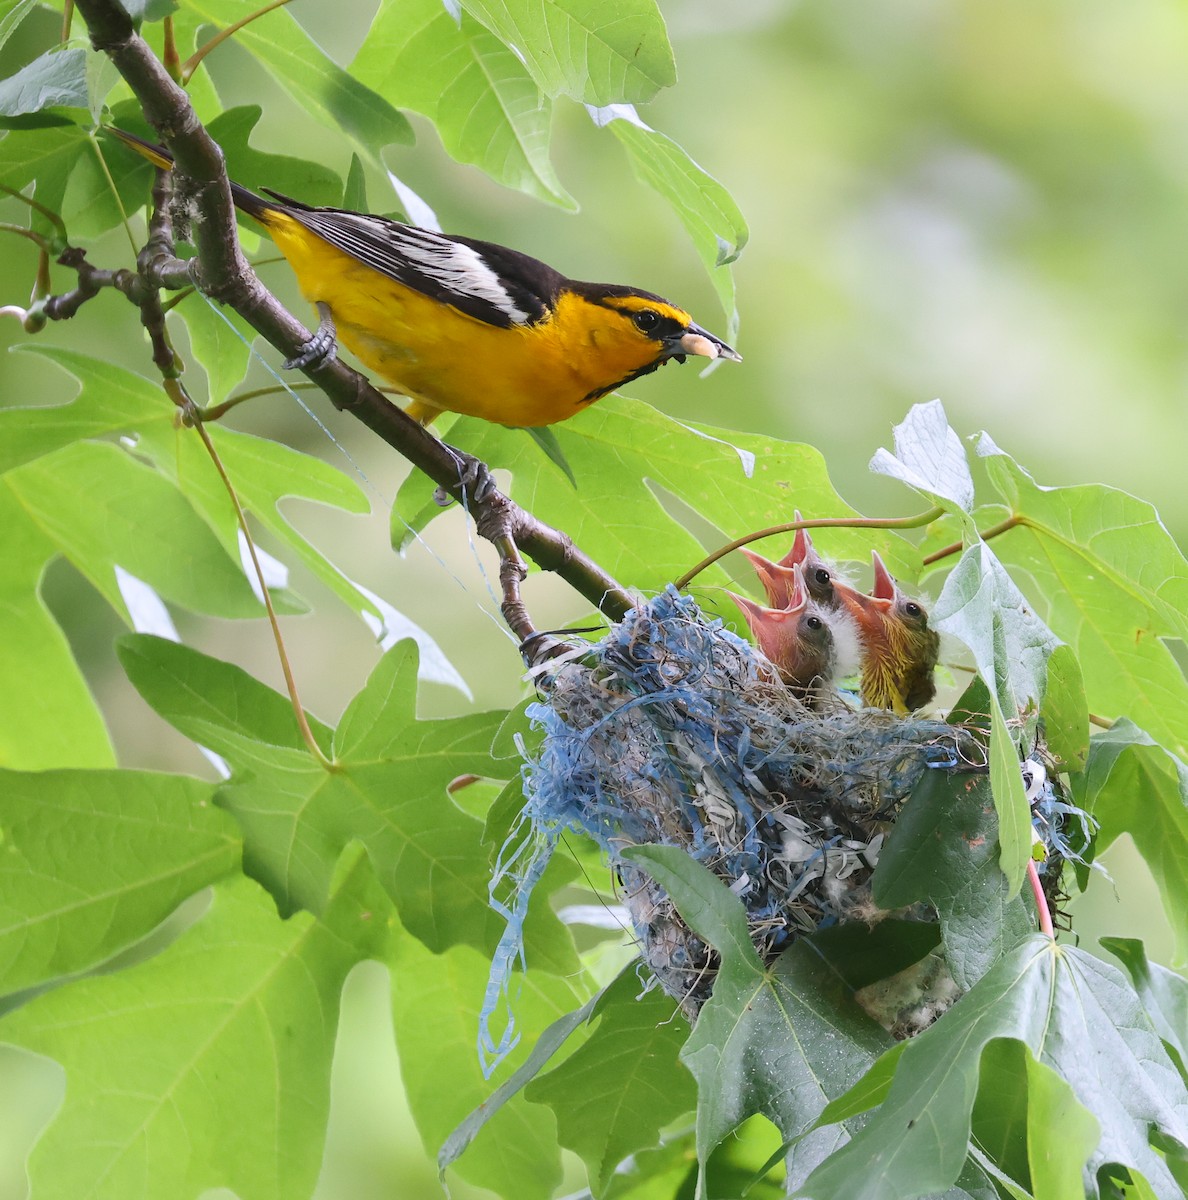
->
[72,0,635,636]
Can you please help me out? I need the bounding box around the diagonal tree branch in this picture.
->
[72,0,634,642]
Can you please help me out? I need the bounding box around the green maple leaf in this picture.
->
[353,0,574,208]
[975,434,1188,761]
[1075,722,1188,962]
[525,973,696,1194]
[804,937,1188,1200]
[395,396,924,603]
[0,849,386,1200]
[391,927,590,1200]
[623,845,893,1194]
[118,634,515,951]
[0,768,239,996]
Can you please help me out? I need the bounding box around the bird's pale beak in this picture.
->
[870,551,898,601]
[779,512,812,570]
[674,322,742,362]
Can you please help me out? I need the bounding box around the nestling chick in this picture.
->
[729,564,842,702]
[832,551,940,714]
[740,512,837,608]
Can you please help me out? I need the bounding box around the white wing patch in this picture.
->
[297,208,533,326]
[393,226,531,324]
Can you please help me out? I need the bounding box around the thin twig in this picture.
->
[181,0,294,81]
[922,515,1023,567]
[674,507,945,590]
[161,15,181,81]
[172,379,336,771]
[0,181,68,247]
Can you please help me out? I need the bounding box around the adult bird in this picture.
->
[730,564,846,701]
[832,551,940,714]
[108,129,740,429]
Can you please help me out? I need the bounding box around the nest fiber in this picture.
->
[481,588,980,1070]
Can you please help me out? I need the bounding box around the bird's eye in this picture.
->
[633,309,660,333]
[904,601,924,619]
[813,568,831,587]
[806,615,823,631]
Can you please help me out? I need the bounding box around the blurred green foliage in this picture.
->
[1,2,1187,1198]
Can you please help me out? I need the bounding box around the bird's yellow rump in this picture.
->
[109,129,740,428]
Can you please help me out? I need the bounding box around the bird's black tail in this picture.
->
[105,127,276,222]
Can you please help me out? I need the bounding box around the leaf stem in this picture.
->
[674,507,945,590]
[0,223,51,250]
[199,382,403,423]
[180,0,294,82]
[177,381,336,771]
[161,16,181,81]
[921,515,1023,567]
[90,134,140,256]
[0,181,69,247]
[1026,858,1055,938]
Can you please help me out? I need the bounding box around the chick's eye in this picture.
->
[806,616,823,631]
[904,601,924,619]
[813,568,831,586]
[633,309,660,333]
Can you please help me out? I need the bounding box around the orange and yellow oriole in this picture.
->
[109,129,740,428]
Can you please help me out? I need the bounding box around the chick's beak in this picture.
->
[870,551,898,602]
[832,580,890,640]
[740,547,797,609]
[674,321,742,363]
[778,511,812,570]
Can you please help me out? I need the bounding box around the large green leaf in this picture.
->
[803,937,1188,1200]
[525,974,695,1194]
[0,851,386,1200]
[0,433,285,770]
[169,1,412,158]
[171,289,256,403]
[1074,723,1188,963]
[970,1039,1101,1200]
[975,435,1188,761]
[353,0,573,207]
[1101,938,1188,1074]
[457,0,676,106]
[0,483,114,769]
[873,762,1032,990]
[118,635,511,950]
[0,0,38,57]
[2,440,267,618]
[0,124,137,240]
[6,347,468,690]
[624,845,893,1193]
[593,105,747,326]
[395,396,922,599]
[0,769,239,995]
[931,545,1058,887]
[390,926,588,1200]
[0,47,86,120]
[0,348,164,476]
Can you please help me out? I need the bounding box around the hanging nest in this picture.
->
[481,588,994,1066]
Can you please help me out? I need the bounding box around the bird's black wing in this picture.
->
[262,190,565,328]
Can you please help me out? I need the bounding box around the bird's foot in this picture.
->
[433,443,498,507]
[284,301,337,372]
